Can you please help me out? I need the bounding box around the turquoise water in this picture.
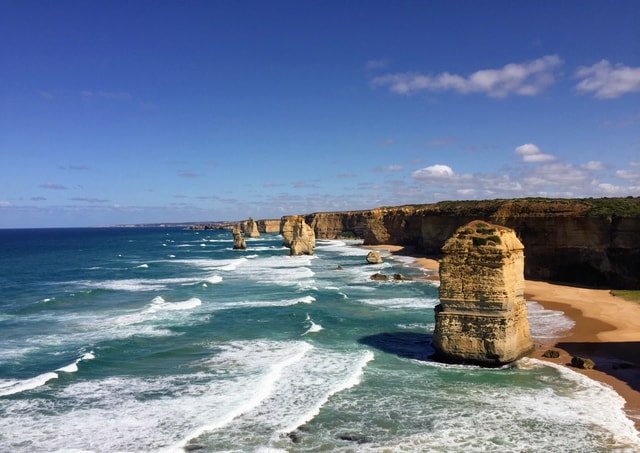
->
[0,227,638,452]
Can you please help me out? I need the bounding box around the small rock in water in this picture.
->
[337,434,370,444]
[393,273,412,281]
[542,349,560,358]
[370,273,388,281]
[366,250,383,264]
[571,356,595,369]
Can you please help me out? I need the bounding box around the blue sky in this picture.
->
[1,1,639,228]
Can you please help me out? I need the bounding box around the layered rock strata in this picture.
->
[432,220,533,366]
[242,218,261,238]
[281,216,315,256]
[256,219,281,234]
[299,198,640,289]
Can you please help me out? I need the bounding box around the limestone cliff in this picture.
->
[300,198,640,289]
[281,216,315,256]
[432,221,533,366]
[256,219,280,234]
[242,218,260,238]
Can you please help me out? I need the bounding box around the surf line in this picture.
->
[0,351,95,397]
[170,342,314,451]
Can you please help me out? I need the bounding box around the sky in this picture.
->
[1,1,639,228]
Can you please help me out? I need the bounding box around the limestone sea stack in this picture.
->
[232,228,247,250]
[243,217,261,238]
[281,215,315,256]
[432,220,533,366]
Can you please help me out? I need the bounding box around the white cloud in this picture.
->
[411,164,455,180]
[575,60,640,99]
[616,170,640,180]
[371,55,562,98]
[373,165,403,173]
[514,143,556,163]
[0,201,12,207]
[581,161,608,171]
[40,183,68,190]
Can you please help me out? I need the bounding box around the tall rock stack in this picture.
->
[281,215,315,256]
[243,218,261,238]
[432,220,533,366]
[232,228,247,250]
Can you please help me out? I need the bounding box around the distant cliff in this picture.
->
[299,198,640,289]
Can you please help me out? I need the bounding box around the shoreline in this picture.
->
[365,244,640,431]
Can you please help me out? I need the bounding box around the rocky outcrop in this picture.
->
[242,218,260,238]
[366,251,383,264]
[298,198,640,289]
[232,228,247,250]
[256,219,280,234]
[432,220,534,366]
[281,216,315,256]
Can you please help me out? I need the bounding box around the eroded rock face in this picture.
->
[243,218,261,238]
[432,220,533,366]
[281,216,315,256]
[366,250,383,264]
[256,219,280,234]
[232,228,247,250]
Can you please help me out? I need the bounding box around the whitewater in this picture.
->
[0,227,638,452]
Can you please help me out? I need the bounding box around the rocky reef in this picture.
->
[281,216,315,256]
[432,220,534,366]
[301,198,640,289]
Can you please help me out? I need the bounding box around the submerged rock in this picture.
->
[432,220,534,366]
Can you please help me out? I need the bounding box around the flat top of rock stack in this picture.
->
[442,220,524,259]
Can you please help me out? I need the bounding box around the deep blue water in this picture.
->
[0,227,638,452]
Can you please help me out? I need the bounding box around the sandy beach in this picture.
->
[366,244,640,430]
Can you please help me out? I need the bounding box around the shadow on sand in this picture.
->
[555,341,640,393]
[358,332,434,362]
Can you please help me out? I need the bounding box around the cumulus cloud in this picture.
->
[514,143,556,163]
[574,60,640,99]
[411,164,455,180]
[371,55,562,98]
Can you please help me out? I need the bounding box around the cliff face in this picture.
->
[303,199,640,289]
[256,219,280,234]
[433,220,533,365]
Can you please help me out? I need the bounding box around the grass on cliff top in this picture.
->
[610,290,640,303]
[422,197,640,217]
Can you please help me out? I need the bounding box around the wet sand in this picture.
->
[365,244,640,429]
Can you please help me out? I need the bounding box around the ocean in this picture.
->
[1,227,638,452]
